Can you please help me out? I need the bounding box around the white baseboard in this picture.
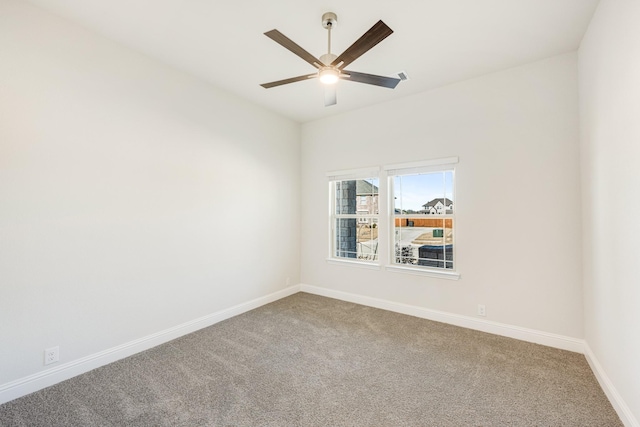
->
[300,284,585,353]
[0,285,301,405]
[584,344,639,427]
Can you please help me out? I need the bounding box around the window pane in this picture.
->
[335,217,379,261]
[394,173,452,215]
[335,178,379,215]
[394,217,454,269]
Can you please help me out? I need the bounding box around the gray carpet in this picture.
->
[0,292,622,426]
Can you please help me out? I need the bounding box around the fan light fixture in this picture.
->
[319,67,339,85]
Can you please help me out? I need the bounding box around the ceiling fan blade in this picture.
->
[264,29,324,69]
[341,70,401,89]
[331,20,393,69]
[324,86,337,107]
[261,73,317,89]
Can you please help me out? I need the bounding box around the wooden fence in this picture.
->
[395,218,453,228]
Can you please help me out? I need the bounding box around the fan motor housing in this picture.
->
[319,53,337,66]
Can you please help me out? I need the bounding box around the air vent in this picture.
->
[397,71,410,81]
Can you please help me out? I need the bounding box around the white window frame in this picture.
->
[384,157,460,280]
[327,167,381,268]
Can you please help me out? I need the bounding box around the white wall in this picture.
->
[301,52,583,339]
[0,0,300,386]
[579,0,640,424]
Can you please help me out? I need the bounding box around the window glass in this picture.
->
[330,177,379,262]
[391,170,455,271]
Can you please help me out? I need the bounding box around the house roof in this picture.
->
[356,180,379,196]
[422,198,453,208]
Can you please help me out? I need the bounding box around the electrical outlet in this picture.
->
[477,304,486,317]
[44,346,59,365]
[286,277,291,286]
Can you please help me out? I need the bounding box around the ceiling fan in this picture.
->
[260,12,401,107]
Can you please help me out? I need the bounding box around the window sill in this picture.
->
[385,265,461,280]
[326,258,381,270]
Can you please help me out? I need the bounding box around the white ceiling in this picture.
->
[25,0,600,123]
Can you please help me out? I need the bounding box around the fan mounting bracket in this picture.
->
[322,12,337,29]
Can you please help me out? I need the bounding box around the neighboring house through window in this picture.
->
[420,198,454,215]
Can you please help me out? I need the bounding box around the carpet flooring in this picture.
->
[0,292,623,426]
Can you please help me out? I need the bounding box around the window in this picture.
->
[386,158,458,277]
[326,159,459,279]
[328,168,380,263]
